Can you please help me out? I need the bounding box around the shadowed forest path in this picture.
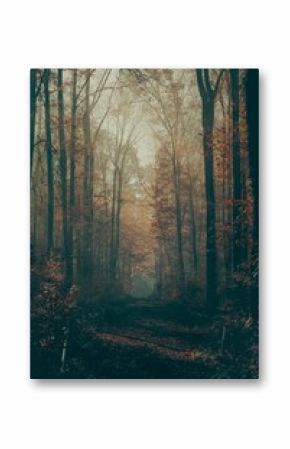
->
[50,298,258,379]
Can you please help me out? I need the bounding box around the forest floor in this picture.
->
[31,289,259,379]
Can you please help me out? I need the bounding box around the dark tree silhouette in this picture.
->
[196,69,224,313]
[43,69,54,254]
[230,69,242,272]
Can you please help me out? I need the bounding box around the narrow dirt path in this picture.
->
[64,299,258,379]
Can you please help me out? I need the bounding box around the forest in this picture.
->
[30,68,259,379]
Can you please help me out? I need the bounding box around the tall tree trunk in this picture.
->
[115,167,123,281]
[188,175,198,273]
[203,106,217,311]
[82,71,92,286]
[68,69,77,284]
[230,69,242,272]
[110,167,118,280]
[43,69,54,254]
[219,91,227,287]
[30,70,37,174]
[246,69,259,254]
[173,158,185,293]
[101,164,109,279]
[57,69,69,288]
[31,90,43,254]
[226,74,234,285]
[196,69,223,313]
[246,69,259,318]
[222,124,227,289]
